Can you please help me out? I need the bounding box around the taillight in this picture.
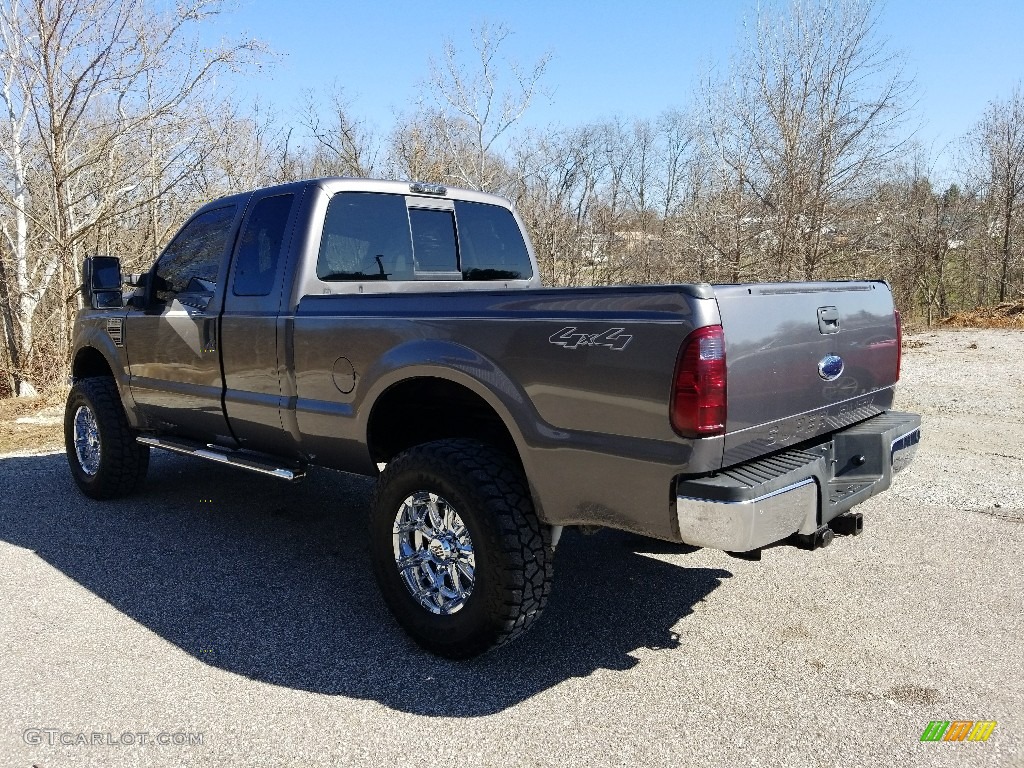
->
[894,309,902,382]
[671,325,727,437]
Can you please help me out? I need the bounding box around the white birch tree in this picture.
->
[0,0,262,393]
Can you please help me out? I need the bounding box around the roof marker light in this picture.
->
[409,181,447,196]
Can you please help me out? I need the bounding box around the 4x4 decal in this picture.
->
[549,327,633,351]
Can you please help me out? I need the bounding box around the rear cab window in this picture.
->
[454,200,532,280]
[315,191,533,283]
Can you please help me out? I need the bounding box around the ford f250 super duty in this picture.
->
[65,177,921,658]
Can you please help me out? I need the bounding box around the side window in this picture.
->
[317,193,414,281]
[154,205,236,305]
[454,201,533,280]
[232,194,294,296]
[409,208,459,274]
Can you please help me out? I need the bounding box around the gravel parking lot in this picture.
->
[1,328,1021,768]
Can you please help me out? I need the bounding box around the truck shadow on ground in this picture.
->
[1,451,732,717]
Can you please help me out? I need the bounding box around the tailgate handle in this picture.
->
[818,306,840,334]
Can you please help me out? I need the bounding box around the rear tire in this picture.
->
[65,377,149,499]
[369,439,552,658]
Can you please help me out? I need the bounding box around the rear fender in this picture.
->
[358,339,555,515]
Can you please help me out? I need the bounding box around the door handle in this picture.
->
[201,318,217,353]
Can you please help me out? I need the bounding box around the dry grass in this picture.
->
[0,388,66,455]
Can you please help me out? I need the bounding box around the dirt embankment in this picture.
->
[938,300,1024,328]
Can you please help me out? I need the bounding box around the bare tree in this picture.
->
[301,85,379,178]
[425,22,550,192]
[510,124,606,286]
[689,85,767,283]
[0,0,262,393]
[694,0,911,281]
[0,0,51,394]
[197,98,295,195]
[965,84,1024,303]
[871,149,978,323]
[649,109,694,283]
[387,107,471,185]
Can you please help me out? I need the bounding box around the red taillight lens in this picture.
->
[671,325,727,437]
[894,309,903,382]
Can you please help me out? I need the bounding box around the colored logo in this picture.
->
[817,355,844,381]
[920,721,996,742]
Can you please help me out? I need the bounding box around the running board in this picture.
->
[137,436,306,481]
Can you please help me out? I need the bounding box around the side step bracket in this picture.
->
[137,436,307,481]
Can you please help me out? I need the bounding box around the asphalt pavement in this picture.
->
[1,329,1021,768]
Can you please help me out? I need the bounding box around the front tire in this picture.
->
[64,377,149,499]
[369,439,553,658]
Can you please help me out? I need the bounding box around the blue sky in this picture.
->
[206,0,1024,178]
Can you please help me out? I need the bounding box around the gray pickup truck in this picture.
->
[65,177,920,657]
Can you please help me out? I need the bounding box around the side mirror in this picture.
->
[128,272,152,310]
[82,256,124,309]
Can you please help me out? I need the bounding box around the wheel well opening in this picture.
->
[367,378,522,468]
[73,347,114,381]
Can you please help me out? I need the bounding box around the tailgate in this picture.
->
[714,281,900,465]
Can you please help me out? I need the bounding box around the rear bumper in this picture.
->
[675,411,921,552]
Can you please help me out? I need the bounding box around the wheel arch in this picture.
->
[366,374,526,472]
[72,345,115,381]
[359,340,544,475]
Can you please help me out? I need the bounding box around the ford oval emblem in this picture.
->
[818,355,845,381]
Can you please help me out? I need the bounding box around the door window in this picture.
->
[153,205,237,307]
[232,194,294,296]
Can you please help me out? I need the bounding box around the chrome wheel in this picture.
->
[392,491,476,615]
[73,404,101,476]
[64,378,149,499]
[372,440,553,657]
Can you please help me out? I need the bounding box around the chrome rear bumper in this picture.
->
[891,428,921,474]
[675,411,921,552]
[677,479,817,553]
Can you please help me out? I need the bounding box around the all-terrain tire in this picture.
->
[65,377,150,499]
[369,439,553,659]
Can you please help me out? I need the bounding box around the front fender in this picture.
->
[70,313,141,428]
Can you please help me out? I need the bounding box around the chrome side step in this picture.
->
[137,436,306,481]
